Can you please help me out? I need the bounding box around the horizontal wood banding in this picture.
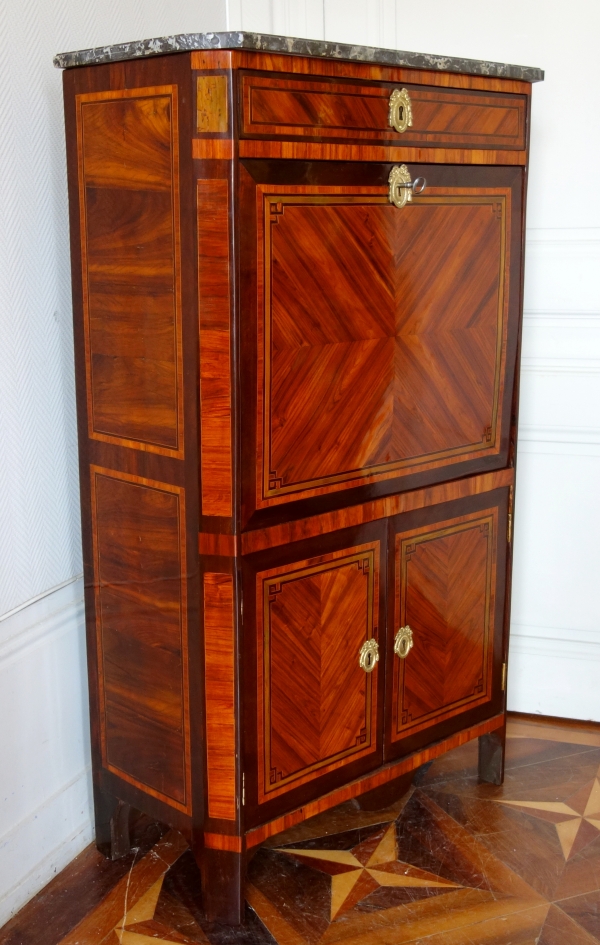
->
[91,466,190,813]
[245,712,504,847]
[204,572,237,820]
[199,532,239,557]
[204,832,243,852]
[241,469,513,554]
[77,86,183,457]
[237,140,527,165]
[193,139,234,159]
[191,51,532,96]
[198,179,233,517]
[242,76,525,150]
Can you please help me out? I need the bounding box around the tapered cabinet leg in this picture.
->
[198,846,245,925]
[478,726,506,785]
[94,785,132,860]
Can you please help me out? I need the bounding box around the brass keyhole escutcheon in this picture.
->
[394,625,413,659]
[388,88,413,134]
[359,638,379,673]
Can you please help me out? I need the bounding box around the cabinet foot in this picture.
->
[198,846,245,925]
[94,787,132,860]
[478,727,506,785]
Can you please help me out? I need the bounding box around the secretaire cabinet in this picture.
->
[57,32,542,924]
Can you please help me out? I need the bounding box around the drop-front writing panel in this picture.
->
[240,160,522,522]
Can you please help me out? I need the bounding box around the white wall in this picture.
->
[1,0,599,926]
[0,0,226,926]
[225,0,600,719]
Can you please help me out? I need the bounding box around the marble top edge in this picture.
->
[53,31,544,82]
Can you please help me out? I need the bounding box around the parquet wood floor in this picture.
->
[3,714,600,945]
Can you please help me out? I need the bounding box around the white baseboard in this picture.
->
[0,576,94,929]
[508,624,600,722]
[0,766,93,928]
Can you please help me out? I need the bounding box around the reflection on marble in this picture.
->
[53,31,544,82]
[5,716,600,944]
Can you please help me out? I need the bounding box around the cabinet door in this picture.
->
[385,490,508,760]
[242,524,385,826]
[239,161,522,523]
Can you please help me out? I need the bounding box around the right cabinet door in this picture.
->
[385,489,509,761]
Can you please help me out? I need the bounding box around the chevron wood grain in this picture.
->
[392,507,498,742]
[253,175,515,511]
[257,543,381,805]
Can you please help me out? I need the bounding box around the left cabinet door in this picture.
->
[242,523,386,827]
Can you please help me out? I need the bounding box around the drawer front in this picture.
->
[240,160,523,521]
[242,523,386,826]
[385,489,508,761]
[241,74,527,150]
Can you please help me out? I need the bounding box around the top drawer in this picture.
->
[240,74,527,150]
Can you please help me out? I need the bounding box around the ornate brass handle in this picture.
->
[388,165,427,209]
[388,88,413,134]
[359,639,379,673]
[394,625,413,659]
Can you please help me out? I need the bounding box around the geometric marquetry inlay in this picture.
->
[257,543,381,804]
[392,507,498,741]
[258,187,510,508]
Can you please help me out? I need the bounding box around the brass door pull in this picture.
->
[394,625,413,659]
[388,88,413,133]
[388,165,427,209]
[359,639,379,673]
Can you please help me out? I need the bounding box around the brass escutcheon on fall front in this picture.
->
[388,165,427,209]
[359,638,379,673]
[394,625,414,659]
[388,87,413,133]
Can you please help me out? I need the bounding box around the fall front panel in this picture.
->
[241,161,522,518]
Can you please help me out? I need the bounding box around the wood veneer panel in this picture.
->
[257,543,380,804]
[237,140,527,165]
[240,469,514,553]
[198,179,233,517]
[392,508,498,740]
[76,87,183,457]
[254,178,513,510]
[191,50,532,95]
[204,572,237,820]
[246,712,504,847]
[242,75,526,149]
[90,467,190,812]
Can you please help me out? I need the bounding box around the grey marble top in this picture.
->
[53,31,544,82]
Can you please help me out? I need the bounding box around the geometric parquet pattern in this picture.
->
[4,716,600,945]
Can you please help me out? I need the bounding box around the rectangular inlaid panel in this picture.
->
[198,179,233,517]
[256,184,511,508]
[392,508,498,740]
[76,87,183,456]
[91,467,190,811]
[197,76,228,133]
[242,75,526,149]
[204,572,237,820]
[257,543,380,804]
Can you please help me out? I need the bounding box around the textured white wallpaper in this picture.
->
[0,0,226,619]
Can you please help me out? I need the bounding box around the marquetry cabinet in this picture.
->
[57,32,542,925]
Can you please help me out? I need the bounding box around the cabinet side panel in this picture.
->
[204,572,237,819]
[91,467,190,811]
[198,179,233,516]
[76,87,183,456]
